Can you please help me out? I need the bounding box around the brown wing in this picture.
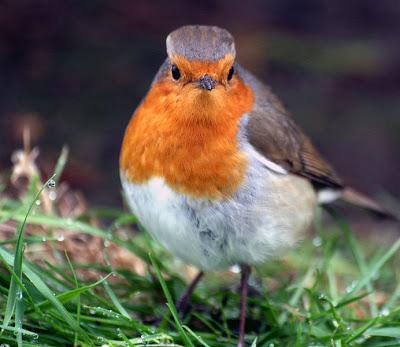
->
[246,95,343,190]
[245,82,399,219]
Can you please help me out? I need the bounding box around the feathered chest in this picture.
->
[120,80,254,199]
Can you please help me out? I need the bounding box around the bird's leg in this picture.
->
[238,264,251,347]
[176,271,204,317]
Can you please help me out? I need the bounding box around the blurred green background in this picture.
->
[1,0,399,205]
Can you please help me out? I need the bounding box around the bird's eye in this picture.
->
[227,66,234,81]
[171,64,181,80]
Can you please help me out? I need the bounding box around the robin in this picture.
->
[120,25,392,346]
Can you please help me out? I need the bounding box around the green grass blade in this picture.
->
[278,263,316,324]
[103,280,131,320]
[345,317,378,343]
[149,252,194,347]
[15,287,24,346]
[0,325,38,337]
[2,175,55,331]
[0,246,92,343]
[53,146,69,184]
[368,327,400,338]
[339,237,400,304]
[250,337,258,347]
[183,325,211,347]
[335,215,378,315]
[30,274,111,312]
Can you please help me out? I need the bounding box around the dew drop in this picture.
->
[380,307,390,317]
[372,271,380,280]
[346,280,357,293]
[312,236,322,247]
[48,191,57,201]
[96,336,105,343]
[16,290,23,300]
[57,234,65,242]
[230,265,240,274]
[30,333,39,344]
[41,236,47,242]
[35,200,41,206]
[47,179,56,189]
[103,240,110,248]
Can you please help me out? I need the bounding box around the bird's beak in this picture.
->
[197,75,217,91]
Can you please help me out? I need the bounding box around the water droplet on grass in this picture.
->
[312,236,322,247]
[372,271,380,280]
[96,336,105,343]
[346,280,357,293]
[16,290,23,300]
[230,265,240,274]
[48,191,57,201]
[47,179,56,189]
[57,234,65,242]
[380,308,390,316]
[35,200,41,206]
[29,333,39,344]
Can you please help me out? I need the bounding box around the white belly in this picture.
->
[121,151,317,271]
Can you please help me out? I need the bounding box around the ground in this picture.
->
[0,147,399,347]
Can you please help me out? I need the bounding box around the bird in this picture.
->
[119,25,392,347]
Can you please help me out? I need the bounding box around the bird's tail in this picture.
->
[341,188,398,220]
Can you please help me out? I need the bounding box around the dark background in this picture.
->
[1,0,399,206]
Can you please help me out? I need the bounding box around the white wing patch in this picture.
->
[251,148,288,175]
[318,189,342,204]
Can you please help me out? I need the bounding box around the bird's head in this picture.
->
[150,25,254,124]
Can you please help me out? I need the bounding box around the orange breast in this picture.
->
[120,74,254,199]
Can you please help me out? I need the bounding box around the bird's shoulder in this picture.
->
[237,64,343,190]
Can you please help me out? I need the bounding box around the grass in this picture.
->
[0,174,399,346]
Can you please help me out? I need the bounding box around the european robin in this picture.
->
[120,25,391,346]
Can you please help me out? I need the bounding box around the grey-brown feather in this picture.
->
[236,64,343,190]
[166,25,236,61]
[237,64,397,218]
